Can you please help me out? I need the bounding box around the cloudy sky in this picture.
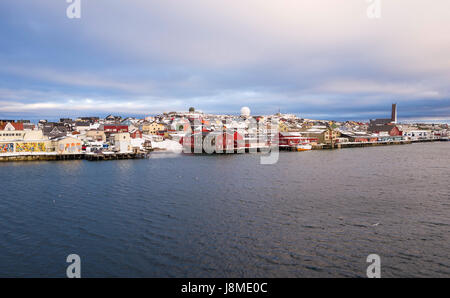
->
[1,0,449,121]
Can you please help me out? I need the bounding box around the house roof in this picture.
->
[0,122,24,131]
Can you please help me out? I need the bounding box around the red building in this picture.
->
[180,131,244,152]
[130,130,143,139]
[368,124,402,136]
[279,132,317,147]
[103,125,129,133]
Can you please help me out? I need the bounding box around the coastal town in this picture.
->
[0,104,448,162]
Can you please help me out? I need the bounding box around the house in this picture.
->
[74,121,91,133]
[121,118,140,127]
[86,129,107,142]
[142,122,166,135]
[110,132,132,153]
[402,130,432,141]
[22,123,36,130]
[340,132,378,143]
[299,128,340,144]
[102,125,129,133]
[105,115,122,123]
[43,125,68,139]
[76,117,99,123]
[278,122,290,132]
[278,132,318,147]
[367,124,402,136]
[130,129,143,139]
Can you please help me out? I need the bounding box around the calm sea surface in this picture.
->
[0,142,449,277]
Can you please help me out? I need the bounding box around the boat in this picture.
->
[297,144,312,151]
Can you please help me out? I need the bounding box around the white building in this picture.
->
[402,130,432,141]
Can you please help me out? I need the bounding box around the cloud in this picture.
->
[317,79,442,98]
[2,66,156,93]
[0,0,449,120]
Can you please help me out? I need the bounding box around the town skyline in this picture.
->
[1,106,449,125]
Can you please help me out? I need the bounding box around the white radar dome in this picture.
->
[240,106,251,117]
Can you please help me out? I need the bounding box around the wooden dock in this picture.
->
[84,152,148,161]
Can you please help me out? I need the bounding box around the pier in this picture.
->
[0,152,148,162]
[84,152,148,161]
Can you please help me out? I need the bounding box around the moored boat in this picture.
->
[297,144,312,151]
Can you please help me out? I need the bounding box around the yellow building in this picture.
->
[142,122,165,135]
[300,128,341,144]
[278,121,300,132]
[86,130,107,142]
[323,129,341,144]
[279,122,289,132]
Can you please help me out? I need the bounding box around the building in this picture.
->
[142,122,165,135]
[278,132,317,147]
[369,103,398,129]
[74,121,91,133]
[130,129,143,139]
[340,132,378,143]
[402,130,432,141]
[367,124,402,136]
[180,131,244,152]
[0,126,52,154]
[0,125,47,142]
[42,125,68,139]
[299,128,340,144]
[103,125,129,134]
[0,122,24,131]
[76,117,99,123]
[110,132,132,153]
[105,115,122,123]
[86,129,107,142]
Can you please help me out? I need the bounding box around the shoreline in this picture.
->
[0,139,447,163]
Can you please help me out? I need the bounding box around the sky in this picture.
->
[0,0,449,122]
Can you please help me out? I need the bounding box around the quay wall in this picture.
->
[0,152,146,162]
[0,154,83,162]
[313,140,415,150]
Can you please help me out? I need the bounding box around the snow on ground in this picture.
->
[151,139,183,154]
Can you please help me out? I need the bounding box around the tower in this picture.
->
[391,103,397,123]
